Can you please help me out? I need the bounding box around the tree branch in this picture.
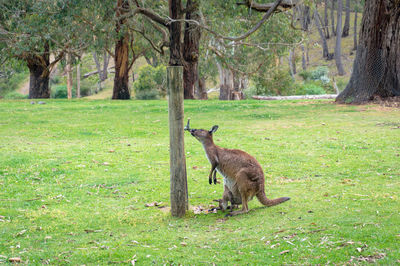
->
[237,0,298,12]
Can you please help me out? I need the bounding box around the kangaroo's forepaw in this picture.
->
[225,212,233,217]
[213,177,217,184]
[208,178,212,185]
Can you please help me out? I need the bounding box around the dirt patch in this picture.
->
[372,96,400,108]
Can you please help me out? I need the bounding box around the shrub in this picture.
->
[52,85,76,98]
[133,65,166,100]
[3,91,28,99]
[252,69,296,96]
[295,82,326,95]
[299,66,330,84]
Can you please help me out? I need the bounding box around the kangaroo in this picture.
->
[185,119,290,216]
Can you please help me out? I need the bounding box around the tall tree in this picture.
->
[342,0,350,37]
[314,11,330,59]
[113,0,131,99]
[0,1,89,98]
[335,0,345,75]
[336,0,400,103]
[183,0,201,99]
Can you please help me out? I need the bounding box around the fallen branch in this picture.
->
[83,67,114,79]
[252,94,337,100]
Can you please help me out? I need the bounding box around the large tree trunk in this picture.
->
[336,0,400,103]
[183,0,201,99]
[26,43,50,99]
[331,0,336,36]
[314,11,330,59]
[112,0,131,100]
[335,0,345,75]
[342,0,350,37]
[353,5,358,51]
[324,0,330,39]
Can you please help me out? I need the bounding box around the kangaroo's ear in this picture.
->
[209,125,219,134]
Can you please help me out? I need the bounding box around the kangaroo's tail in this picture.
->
[256,190,290,207]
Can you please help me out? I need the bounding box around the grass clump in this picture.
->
[0,99,399,264]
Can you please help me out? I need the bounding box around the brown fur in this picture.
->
[189,125,290,216]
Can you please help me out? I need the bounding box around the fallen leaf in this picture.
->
[102,162,109,166]
[180,242,187,246]
[280,250,290,255]
[109,150,115,153]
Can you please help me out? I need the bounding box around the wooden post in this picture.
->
[167,66,188,217]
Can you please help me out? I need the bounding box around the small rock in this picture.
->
[30,101,35,105]
[38,101,46,104]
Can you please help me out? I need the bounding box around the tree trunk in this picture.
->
[324,0,330,39]
[331,0,336,36]
[353,6,358,51]
[183,0,201,99]
[314,11,330,59]
[301,44,307,70]
[27,43,50,99]
[168,0,188,217]
[76,62,81,98]
[342,0,350,37]
[289,49,296,77]
[301,5,311,31]
[216,61,234,100]
[66,53,73,99]
[336,0,400,103]
[27,60,50,99]
[195,77,208,99]
[112,0,131,100]
[335,0,345,75]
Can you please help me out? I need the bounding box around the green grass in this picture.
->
[0,99,399,264]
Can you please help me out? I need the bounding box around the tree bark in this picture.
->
[289,49,296,77]
[216,61,234,100]
[112,0,131,100]
[169,0,183,66]
[353,5,358,51]
[314,11,330,59]
[26,43,50,99]
[301,44,307,70]
[195,77,208,99]
[301,5,311,31]
[76,62,81,98]
[324,0,330,39]
[183,0,201,99]
[66,53,73,99]
[336,0,400,103]
[331,0,336,36]
[342,0,350,37]
[335,0,345,75]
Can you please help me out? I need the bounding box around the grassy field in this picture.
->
[0,99,399,264]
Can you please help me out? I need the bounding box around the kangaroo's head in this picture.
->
[184,119,218,144]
